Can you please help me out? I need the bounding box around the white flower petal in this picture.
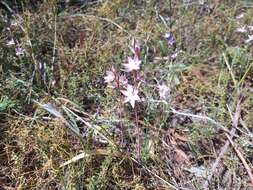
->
[236,13,244,19]
[123,56,141,72]
[121,85,140,108]
[235,26,247,33]
[245,35,253,43]
[6,39,15,46]
[104,70,115,84]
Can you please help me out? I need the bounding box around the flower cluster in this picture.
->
[5,18,26,57]
[104,39,141,108]
[235,13,253,44]
[104,66,128,89]
[104,36,171,108]
[6,38,25,56]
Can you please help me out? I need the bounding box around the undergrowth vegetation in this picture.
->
[0,0,253,189]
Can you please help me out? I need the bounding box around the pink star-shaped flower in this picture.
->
[123,56,141,72]
[121,85,140,108]
[104,70,115,83]
[104,67,116,85]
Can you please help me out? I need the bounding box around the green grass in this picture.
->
[0,0,253,189]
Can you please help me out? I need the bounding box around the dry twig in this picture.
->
[225,134,253,186]
[203,97,242,189]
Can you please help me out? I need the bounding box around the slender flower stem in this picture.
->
[115,72,124,146]
[134,107,140,161]
[133,70,141,160]
[118,90,124,145]
[114,72,125,145]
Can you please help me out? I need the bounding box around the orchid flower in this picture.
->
[104,70,115,84]
[171,51,178,59]
[164,32,175,46]
[104,66,116,84]
[121,84,140,108]
[123,56,141,72]
[15,47,24,56]
[171,49,180,59]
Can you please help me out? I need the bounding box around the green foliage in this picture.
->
[0,98,15,112]
[0,1,253,189]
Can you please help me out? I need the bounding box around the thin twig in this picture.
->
[51,14,57,66]
[61,14,129,34]
[225,134,253,186]
[203,139,232,189]
[130,157,183,190]
[168,107,237,137]
[203,98,242,189]
[0,1,14,13]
